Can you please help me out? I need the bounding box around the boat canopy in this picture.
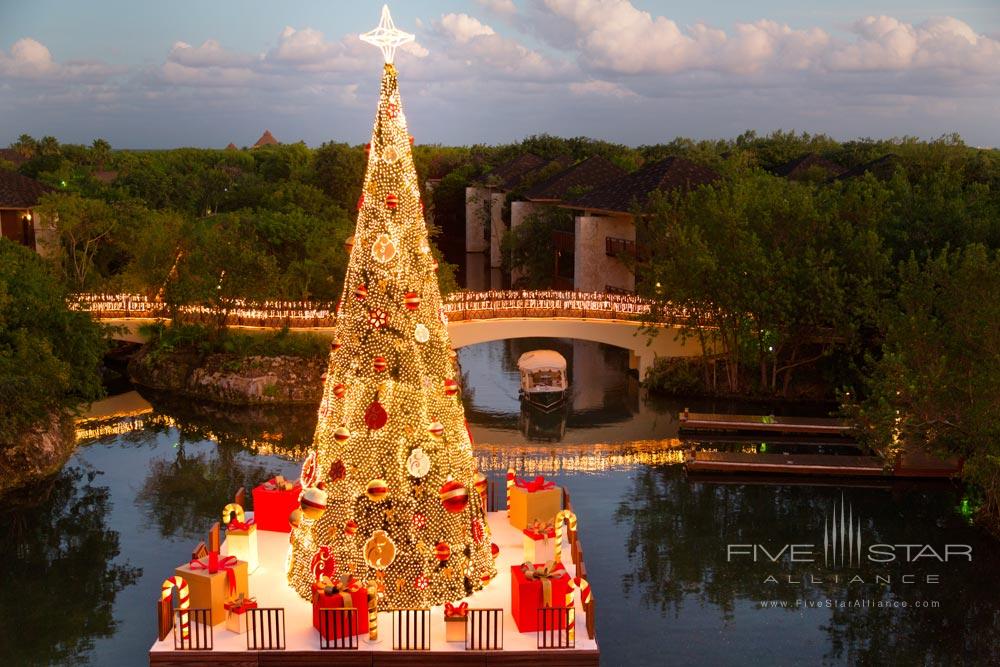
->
[517,350,567,372]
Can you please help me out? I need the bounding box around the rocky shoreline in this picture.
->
[128,344,326,406]
[0,411,76,497]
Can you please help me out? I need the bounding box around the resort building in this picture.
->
[252,130,280,148]
[509,155,625,287]
[560,156,720,293]
[0,169,56,256]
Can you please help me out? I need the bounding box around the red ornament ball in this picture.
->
[365,143,371,154]
[331,339,341,352]
[334,426,351,442]
[300,485,328,520]
[439,479,469,514]
[434,541,451,561]
[473,471,487,497]
[373,356,388,373]
[366,478,389,502]
[333,383,346,399]
[404,291,420,311]
[354,284,368,300]
[444,378,460,397]
[344,235,355,253]
[428,421,445,440]
[356,194,364,211]
[385,193,398,210]
[365,400,388,430]
[490,542,500,559]
[344,519,358,535]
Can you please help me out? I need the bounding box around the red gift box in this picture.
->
[251,477,301,532]
[510,562,571,632]
[311,578,369,640]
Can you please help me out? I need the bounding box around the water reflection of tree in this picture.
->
[615,466,1000,663]
[136,436,280,541]
[0,466,141,665]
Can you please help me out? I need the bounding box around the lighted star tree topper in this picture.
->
[286,5,497,608]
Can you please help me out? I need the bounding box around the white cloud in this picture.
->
[0,37,123,83]
[438,13,496,43]
[168,39,258,68]
[476,0,518,17]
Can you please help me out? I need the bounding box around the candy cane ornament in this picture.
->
[366,581,378,641]
[566,576,591,643]
[222,502,244,526]
[553,509,577,564]
[161,576,190,640]
[505,468,515,518]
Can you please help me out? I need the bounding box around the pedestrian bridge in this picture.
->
[76,291,704,377]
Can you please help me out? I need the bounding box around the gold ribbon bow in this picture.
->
[521,560,564,606]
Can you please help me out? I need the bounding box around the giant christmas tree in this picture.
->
[287,6,496,608]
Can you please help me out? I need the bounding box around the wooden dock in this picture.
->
[678,410,851,436]
[684,449,963,479]
[685,450,885,476]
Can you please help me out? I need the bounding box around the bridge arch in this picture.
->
[447,318,700,378]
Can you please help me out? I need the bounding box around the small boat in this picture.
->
[517,350,569,412]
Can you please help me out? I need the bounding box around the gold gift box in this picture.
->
[174,558,249,625]
[508,485,562,530]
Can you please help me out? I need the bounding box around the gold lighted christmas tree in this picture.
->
[286,5,496,607]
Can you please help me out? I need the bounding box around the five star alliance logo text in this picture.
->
[824,495,862,567]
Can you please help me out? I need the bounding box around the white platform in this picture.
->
[150,511,596,655]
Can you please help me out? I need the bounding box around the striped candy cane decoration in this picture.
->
[161,576,190,639]
[366,581,378,641]
[505,468,515,518]
[221,502,244,525]
[566,576,592,643]
[553,509,577,564]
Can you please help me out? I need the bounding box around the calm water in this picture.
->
[1,340,998,666]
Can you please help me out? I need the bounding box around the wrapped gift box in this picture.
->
[523,524,557,564]
[252,477,301,532]
[508,476,562,530]
[444,602,468,642]
[510,562,570,633]
[174,556,249,626]
[224,596,257,634]
[312,579,369,640]
[224,522,258,572]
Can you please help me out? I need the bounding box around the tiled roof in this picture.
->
[565,156,720,214]
[0,170,55,208]
[481,153,548,190]
[253,130,279,147]
[523,155,627,202]
[0,148,29,166]
[225,142,238,150]
[833,154,902,182]
[772,153,847,180]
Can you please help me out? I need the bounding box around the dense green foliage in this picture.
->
[0,240,106,444]
[141,322,330,361]
[850,245,1000,522]
[502,205,575,288]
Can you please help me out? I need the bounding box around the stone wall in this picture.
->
[128,345,326,405]
[574,214,636,293]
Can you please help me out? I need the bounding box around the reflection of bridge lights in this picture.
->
[474,439,685,473]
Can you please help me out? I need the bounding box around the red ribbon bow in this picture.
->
[227,517,255,532]
[444,602,469,618]
[515,475,556,492]
[224,595,258,613]
[190,555,239,596]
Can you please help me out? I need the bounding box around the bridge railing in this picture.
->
[72,290,685,327]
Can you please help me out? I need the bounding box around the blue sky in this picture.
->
[1,0,998,148]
